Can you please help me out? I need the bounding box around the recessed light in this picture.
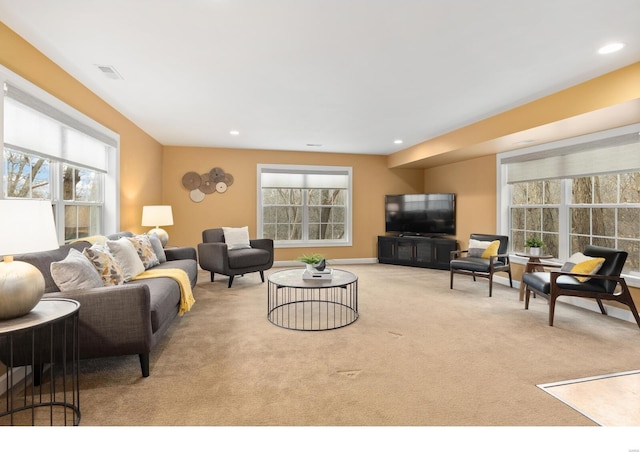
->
[514,139,536,146]
[394,139,403,144]
[306,143,322,147]
[229,130,240,135]
[598,42,625,54]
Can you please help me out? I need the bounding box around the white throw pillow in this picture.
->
[222,226,251,250]
[50,248,103,291]
[107,237,146,281]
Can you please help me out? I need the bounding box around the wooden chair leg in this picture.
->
[524,288,531,310]
[595,297,607,315]
[450,270,454,289]
[549,296,557,326]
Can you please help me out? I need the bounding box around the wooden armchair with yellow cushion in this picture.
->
[522,245,640,329]
[449,233,512,297]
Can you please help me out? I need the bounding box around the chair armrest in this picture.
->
[550,271,624,283]
[197,242,230,273]
[250,238,274,253]
[165,246,197,261]
[451,249,469,259]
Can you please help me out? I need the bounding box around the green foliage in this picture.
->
[525,237,544,248]
[297,253,325,264]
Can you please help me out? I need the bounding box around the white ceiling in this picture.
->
[1,0,639,157]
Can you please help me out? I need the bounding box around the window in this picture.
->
[1,65,119,242]
[257,164,352,247]
[499,124,640,279]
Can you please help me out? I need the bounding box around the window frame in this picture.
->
[1,64,120,243]
[257,164,353,248]
[497,123,640,286]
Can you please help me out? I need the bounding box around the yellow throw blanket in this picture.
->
[131,268,195,316]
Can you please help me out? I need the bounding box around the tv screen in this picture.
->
[385,193,456,236]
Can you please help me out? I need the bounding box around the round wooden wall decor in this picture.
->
[181,171,202,190]
[182,167,234,202]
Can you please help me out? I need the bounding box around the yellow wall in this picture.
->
[424,154,496,251]
[0,22,163,233]
[162,146,424,259]
[389,62,640,168]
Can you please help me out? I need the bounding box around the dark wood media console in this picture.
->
[377,235,457,270]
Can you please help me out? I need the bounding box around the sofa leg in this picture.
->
[228,275,234,288]
[260,270,265,282]
[139,353,150,377]
[210,272,215,282]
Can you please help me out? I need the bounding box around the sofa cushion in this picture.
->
[228,248,271,269]
[50,248,103,291]
[107,237,145,281]
[127,277,180,333]
[222,226,251,250]
[154,259,199,288]
[148,233,167,263]
[14,241,90,293]
[83,243,125,286]
[128,234,160,269]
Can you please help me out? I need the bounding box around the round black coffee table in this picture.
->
[267,268,358,331]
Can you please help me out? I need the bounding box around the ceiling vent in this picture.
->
[95,65,123,80]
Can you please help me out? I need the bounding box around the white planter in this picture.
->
[528,247,541,256]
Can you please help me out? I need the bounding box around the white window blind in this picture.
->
[505,129,640,184]
[260,167,350,189]
[4,84,112,171]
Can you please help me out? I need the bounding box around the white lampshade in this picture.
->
[0,200,59,319]
[141,205,173,247]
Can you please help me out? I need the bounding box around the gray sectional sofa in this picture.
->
[13,232,198,377]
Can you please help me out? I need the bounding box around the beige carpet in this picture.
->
[62,263,640,428]
[7,263,640,449]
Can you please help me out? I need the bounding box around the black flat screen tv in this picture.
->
[385,193,456,236]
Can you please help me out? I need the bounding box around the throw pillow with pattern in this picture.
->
[129,234,160,269]
[83,243,125,286]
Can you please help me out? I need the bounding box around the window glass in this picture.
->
[258,166,351,246]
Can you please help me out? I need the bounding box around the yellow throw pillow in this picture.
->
[481,240,501,259]
[561,252,605,282]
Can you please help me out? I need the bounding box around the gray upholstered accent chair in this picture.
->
[197,228,274,287]
[522,245,640,329]
[449,233,512,297]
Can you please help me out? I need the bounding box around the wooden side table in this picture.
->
[0,298,81,426]
[516,253,562,301]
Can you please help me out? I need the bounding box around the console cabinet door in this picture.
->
[377,236,457,270]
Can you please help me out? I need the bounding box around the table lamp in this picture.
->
[141,205,173,247]
[0,200,59,320]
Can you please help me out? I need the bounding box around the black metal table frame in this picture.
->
[0,298,81,426]
[267,269,358,331]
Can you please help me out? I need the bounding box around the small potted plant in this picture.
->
[525,237,544,256]
[297,253,327,272]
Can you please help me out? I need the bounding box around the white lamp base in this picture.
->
[0,259,45,320]
[149,227,169,247]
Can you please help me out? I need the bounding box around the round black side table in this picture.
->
[0,298,81,426]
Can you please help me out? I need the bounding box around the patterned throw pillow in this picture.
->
[107,237,146,282]
[468,239,501,258]
[50,248,103,291]
[83,244,125,286]
[128,234,160,269]
[561,252,605,282]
